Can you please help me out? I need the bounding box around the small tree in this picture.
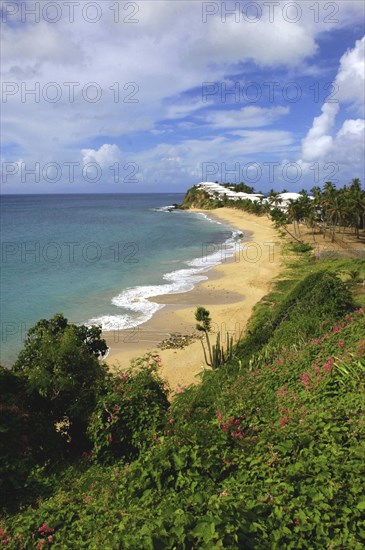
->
[0,367,61,510]
[195,306,213,366]
[14,314,108,451]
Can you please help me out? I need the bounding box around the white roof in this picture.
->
[196,184,312,205]
[278,192,302,201]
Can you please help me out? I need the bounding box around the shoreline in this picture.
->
[104,208,282,390]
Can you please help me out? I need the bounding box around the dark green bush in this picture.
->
[14,314,108,451]
[290,242,313,253]
[237,270,354,363]
[0,368,61,511]
[2,263,364,548]
[4,310,364,548]
[87,353,169,463]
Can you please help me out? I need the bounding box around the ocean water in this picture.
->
[0,194,241,365]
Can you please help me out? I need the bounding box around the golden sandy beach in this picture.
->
[104,208,282,391]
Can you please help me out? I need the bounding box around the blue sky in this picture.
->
[1,0,364,193]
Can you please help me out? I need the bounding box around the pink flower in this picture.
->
[300,372,311,389]
[221,422,229,433]
[279,416,289,428]
[322,357,334,374]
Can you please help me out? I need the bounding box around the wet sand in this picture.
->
[104,208,282,391]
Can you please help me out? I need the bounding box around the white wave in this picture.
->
[88,270,208,331]
[151,205,177,212]
[88,216,246,332]
[87,312,146,331]
[196,212,222,224]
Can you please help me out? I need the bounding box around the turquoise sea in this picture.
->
[0,194,241,365]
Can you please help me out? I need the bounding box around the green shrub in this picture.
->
[5,310,364,547]
[13,314,108,451]
[0,368,61,511]
[88,353,169,463]
[237,270,354,364]
[3,263,364,548]
[290,242,313,253]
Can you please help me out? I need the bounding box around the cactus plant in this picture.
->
[195,307,235,369]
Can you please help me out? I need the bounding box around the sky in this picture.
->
[1,0,364,194]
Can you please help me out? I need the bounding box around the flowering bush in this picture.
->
[87,353,169,463]
[0,368,60,511]
[32,523,55,548]
[2,261,365,548]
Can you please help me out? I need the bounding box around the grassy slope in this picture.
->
[2,251,365,549]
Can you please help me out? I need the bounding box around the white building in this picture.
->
[195,183,313,209]
[196,182,263,203]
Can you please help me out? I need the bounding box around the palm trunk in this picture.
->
[330,220,336,242]
[280,224,303,243]
[205,330,213,366]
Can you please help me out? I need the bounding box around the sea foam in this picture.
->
[88,213,243,331]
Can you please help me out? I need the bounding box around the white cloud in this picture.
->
[335,36,365,114]
[300,36,365,177]
[131,129,296,187]
[337,118,365,137]
[1,22,83,66]
[1,1,364,191]
[165,99,209,119]
[202,106,290,128]
[301,102,339,161]
[81,144,122,167]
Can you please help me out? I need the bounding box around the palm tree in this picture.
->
[270,208,302,242]
[348,179,365,238]
[287,199,302,237]
[195,306,213,367]
[269,194,283,209]
[321,182,337,239]
[306,208,318,242]
[326,194,348,242]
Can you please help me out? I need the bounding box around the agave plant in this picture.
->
[195,306,235,370]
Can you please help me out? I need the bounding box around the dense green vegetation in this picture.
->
[1,249,365,548]
[270,179,365,244]
[182,180,365,244]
